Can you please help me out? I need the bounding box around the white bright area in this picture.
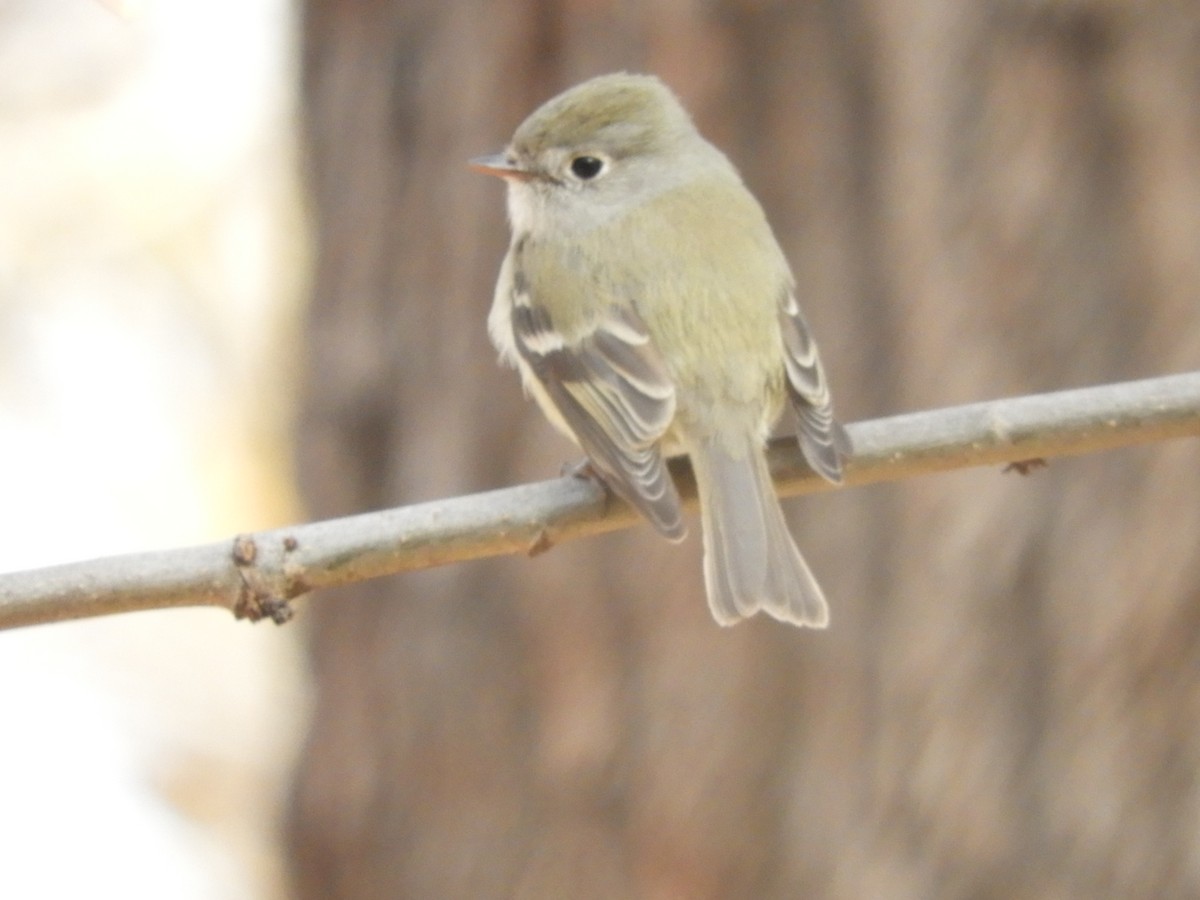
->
[0,1,308,897]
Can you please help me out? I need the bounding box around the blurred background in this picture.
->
[0,0,303,897]
[2,1,1200,898]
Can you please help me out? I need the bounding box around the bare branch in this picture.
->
[2,372,1198,630]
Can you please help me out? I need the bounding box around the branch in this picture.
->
[2,372,1198,630]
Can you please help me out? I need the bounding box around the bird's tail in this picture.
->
[690,434,830,628]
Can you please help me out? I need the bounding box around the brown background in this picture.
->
[288,3,1200,897]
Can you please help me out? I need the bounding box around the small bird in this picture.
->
[472,73,846,627]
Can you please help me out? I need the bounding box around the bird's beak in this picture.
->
[468,153,534,182]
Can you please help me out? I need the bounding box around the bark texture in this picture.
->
[290,3,1200,897]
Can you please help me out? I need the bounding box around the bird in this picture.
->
[472,73,846,627]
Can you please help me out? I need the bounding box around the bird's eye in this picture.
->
[569,156,605,180]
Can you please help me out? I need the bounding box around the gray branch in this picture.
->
[2,372,1198,630]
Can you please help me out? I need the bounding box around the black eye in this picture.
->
[570,156,605,180]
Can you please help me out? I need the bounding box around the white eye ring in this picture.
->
[568,155,606,180]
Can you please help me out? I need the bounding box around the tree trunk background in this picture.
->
[288,3,1200,897]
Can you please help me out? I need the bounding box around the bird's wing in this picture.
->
[511,290,685,540]
[779,291,847,483]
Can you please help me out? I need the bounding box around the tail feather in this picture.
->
[691,435,830,628]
